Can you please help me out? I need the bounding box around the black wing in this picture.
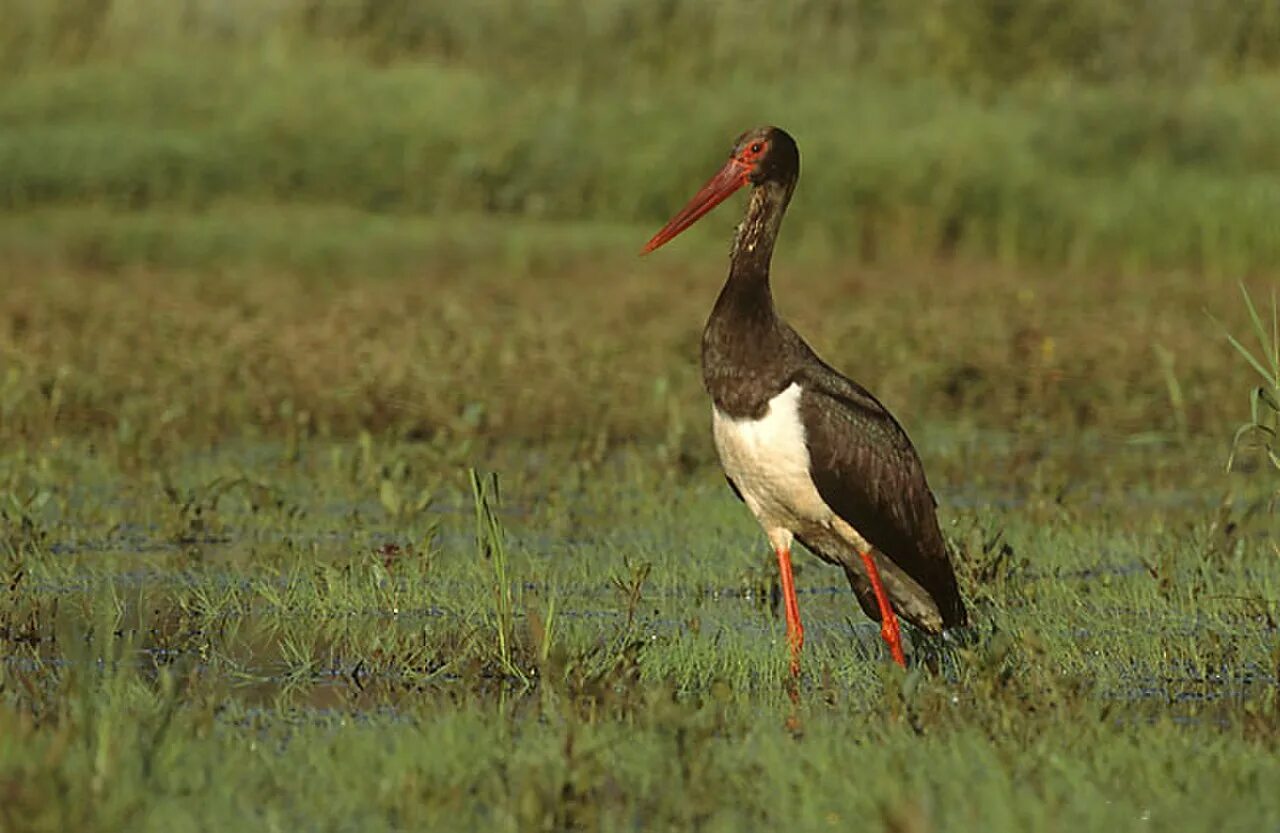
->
[796,363,967,628]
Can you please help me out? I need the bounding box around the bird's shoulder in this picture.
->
[791,359,926,481]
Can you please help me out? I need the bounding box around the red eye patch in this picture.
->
[738,140,768,163]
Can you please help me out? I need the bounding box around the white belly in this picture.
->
[712,383,834,538]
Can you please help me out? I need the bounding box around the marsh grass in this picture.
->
[2,2,1280,829]
[5,1,1280,275]
[5,0,1280,84]
[5,68,1280,275]
[1,251,1270,458]
[471,469,524,683]
[1223,285,1280,495]
[1,433,1278,830]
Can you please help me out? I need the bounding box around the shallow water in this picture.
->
[6,432,1277,709]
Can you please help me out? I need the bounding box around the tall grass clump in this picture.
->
[1224,285,1280,496]
[470,469,522,680]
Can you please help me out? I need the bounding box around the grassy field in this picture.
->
[0,435,1276,831]
[3,1,1280,831]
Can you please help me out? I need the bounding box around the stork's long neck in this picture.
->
[702,178,798,417]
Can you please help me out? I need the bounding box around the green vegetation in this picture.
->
[2,435,1278,831]
[2,1,1279,830]
[1225,286,1280,491]
[4,0,1280,273]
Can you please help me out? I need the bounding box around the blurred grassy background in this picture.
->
[2,0,1278,453]
[3,0,1280,272]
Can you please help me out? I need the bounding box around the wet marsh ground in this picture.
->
[3,240,1279,831]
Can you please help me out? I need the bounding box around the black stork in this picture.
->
[641,126,967,671]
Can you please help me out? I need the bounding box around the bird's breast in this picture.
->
[712,382,833,530]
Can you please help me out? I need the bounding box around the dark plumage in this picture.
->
[797,365,967,631]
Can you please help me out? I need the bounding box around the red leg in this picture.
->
[775,546,804,677]
[859,550,906,668]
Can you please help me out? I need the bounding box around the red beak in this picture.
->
[641,158,750,254]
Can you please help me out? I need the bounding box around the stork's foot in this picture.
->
[859,550,907,668]
[879,616,905,668]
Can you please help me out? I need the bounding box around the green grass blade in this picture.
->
[1238,283,1280,383]
[1224,332,1274,385]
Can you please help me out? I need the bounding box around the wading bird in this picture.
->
[642,126,966,671]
